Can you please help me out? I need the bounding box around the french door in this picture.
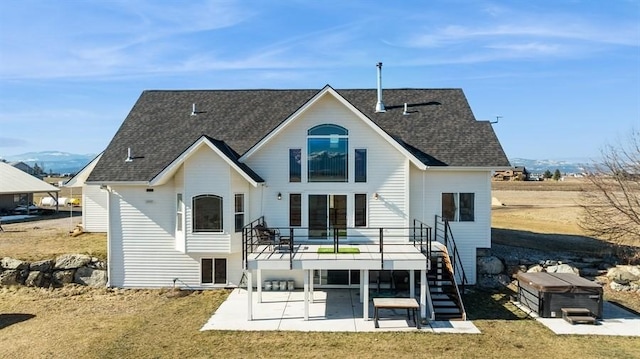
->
[308,194,346,239]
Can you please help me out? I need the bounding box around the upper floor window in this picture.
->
[289,148,301,182]
[307,124,348,182]
[442,193,475,222]
[193,194,223,232]
[355,149,367,182]
[234,194,244,233]
[176,193,184,232]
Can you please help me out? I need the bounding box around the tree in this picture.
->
[579,128,640,244]
[552,169,562,181]
[543,170,553,179]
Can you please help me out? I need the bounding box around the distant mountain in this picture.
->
[0,151,96,175]
[509,158,593,175]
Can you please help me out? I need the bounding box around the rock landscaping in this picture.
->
[0,254,107,288]
[477,244,640,292]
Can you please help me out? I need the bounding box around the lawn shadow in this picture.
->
[0,313,36,329]
[463,287,530,320]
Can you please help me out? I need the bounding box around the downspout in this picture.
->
[105,185,112,287]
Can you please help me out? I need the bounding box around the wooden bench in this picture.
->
[561,307,596,325]
[373,298,421,329]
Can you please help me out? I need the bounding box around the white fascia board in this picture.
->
[65,152,103,188]
[149,136,259,187]
[240,86,427,170]
[424,166,512,172]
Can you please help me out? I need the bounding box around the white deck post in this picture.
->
[363,270,370,320]
[247,271,253,321]
[420,269,427,320]
[359,270,364,303]
[256,269,262,303]
[409,270,415,298]
[304,269,310,321]
[309,270,314,303]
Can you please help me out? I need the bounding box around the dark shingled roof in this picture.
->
[88,88,510,182]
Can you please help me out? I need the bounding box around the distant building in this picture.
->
[493,166,530,181]
[9,161,35,176]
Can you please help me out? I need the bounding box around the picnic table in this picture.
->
[373,297,420,329]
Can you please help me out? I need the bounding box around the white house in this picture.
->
[65,153,109,232]
[87,66,510,321]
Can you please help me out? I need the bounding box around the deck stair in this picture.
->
[427,248,466,320]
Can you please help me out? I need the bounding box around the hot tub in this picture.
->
[516,272,603,318]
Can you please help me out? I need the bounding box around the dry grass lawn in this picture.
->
[1,180,639,358]
[0,216,107,261]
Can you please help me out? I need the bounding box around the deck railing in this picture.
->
[242,216,433,270]
[434,215,469,291]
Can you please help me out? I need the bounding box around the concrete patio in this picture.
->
[201,288,480,333]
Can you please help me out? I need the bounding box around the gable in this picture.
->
[242,86,426,169]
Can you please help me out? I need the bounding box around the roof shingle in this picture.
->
[88,88,509,182]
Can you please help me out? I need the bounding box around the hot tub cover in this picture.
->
[516,272,603,293]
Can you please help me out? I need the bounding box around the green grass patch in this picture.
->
[317,247,360,254]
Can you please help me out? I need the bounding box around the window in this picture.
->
[289,149,301,182]
[201,258,213,284]
[201,258,227,284]
[354,194,367,227]
[176,193,184,232]
[289,193,301,226]
[193,195,223,232]
[441,193,475,222]
[355,149,367,182]
[234,194,244,232]
[459,193,475,221]
[308,124,348,182]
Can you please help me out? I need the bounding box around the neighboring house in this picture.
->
[0,161,60,214]
[87,70,509,321]
[65,153,108,232]
[9,161,35,176]
[493,166,529,181]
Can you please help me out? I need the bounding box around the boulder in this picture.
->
[607,266,640,285]
[477,256,504,275]
[30,259,54,272]
[74,267,107,287]
[580,267,604,277]
[1,257,29,270]
[610,281,632,292]
[25,271,45,287]
[53,270,76,285]
[527,264,545,273]
[0,270,20,285]
[55,254,91,270]
[546,264,580,275]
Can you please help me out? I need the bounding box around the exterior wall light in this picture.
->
[277,192,282,200]
[372,192,379,200]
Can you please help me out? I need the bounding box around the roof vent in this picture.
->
[191,103,197,116]
[125,147,133,162]
[375,62,386,113]
[403,103,409,116]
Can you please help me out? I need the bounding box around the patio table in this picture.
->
[373,297,420,329]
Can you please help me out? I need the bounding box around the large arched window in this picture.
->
[193,195,223,232]
[307,124,348,182]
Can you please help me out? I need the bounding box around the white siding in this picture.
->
[245,94,409,236]
[108,180,244,288]
[82,184,108,232]
[419,170,493,285]
[184,147,232,253]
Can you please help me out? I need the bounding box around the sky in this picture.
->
[0,0,638,161]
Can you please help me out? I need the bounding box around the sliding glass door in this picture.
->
[308,194,346,239]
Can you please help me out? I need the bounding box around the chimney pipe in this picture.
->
[375,62,386,113]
